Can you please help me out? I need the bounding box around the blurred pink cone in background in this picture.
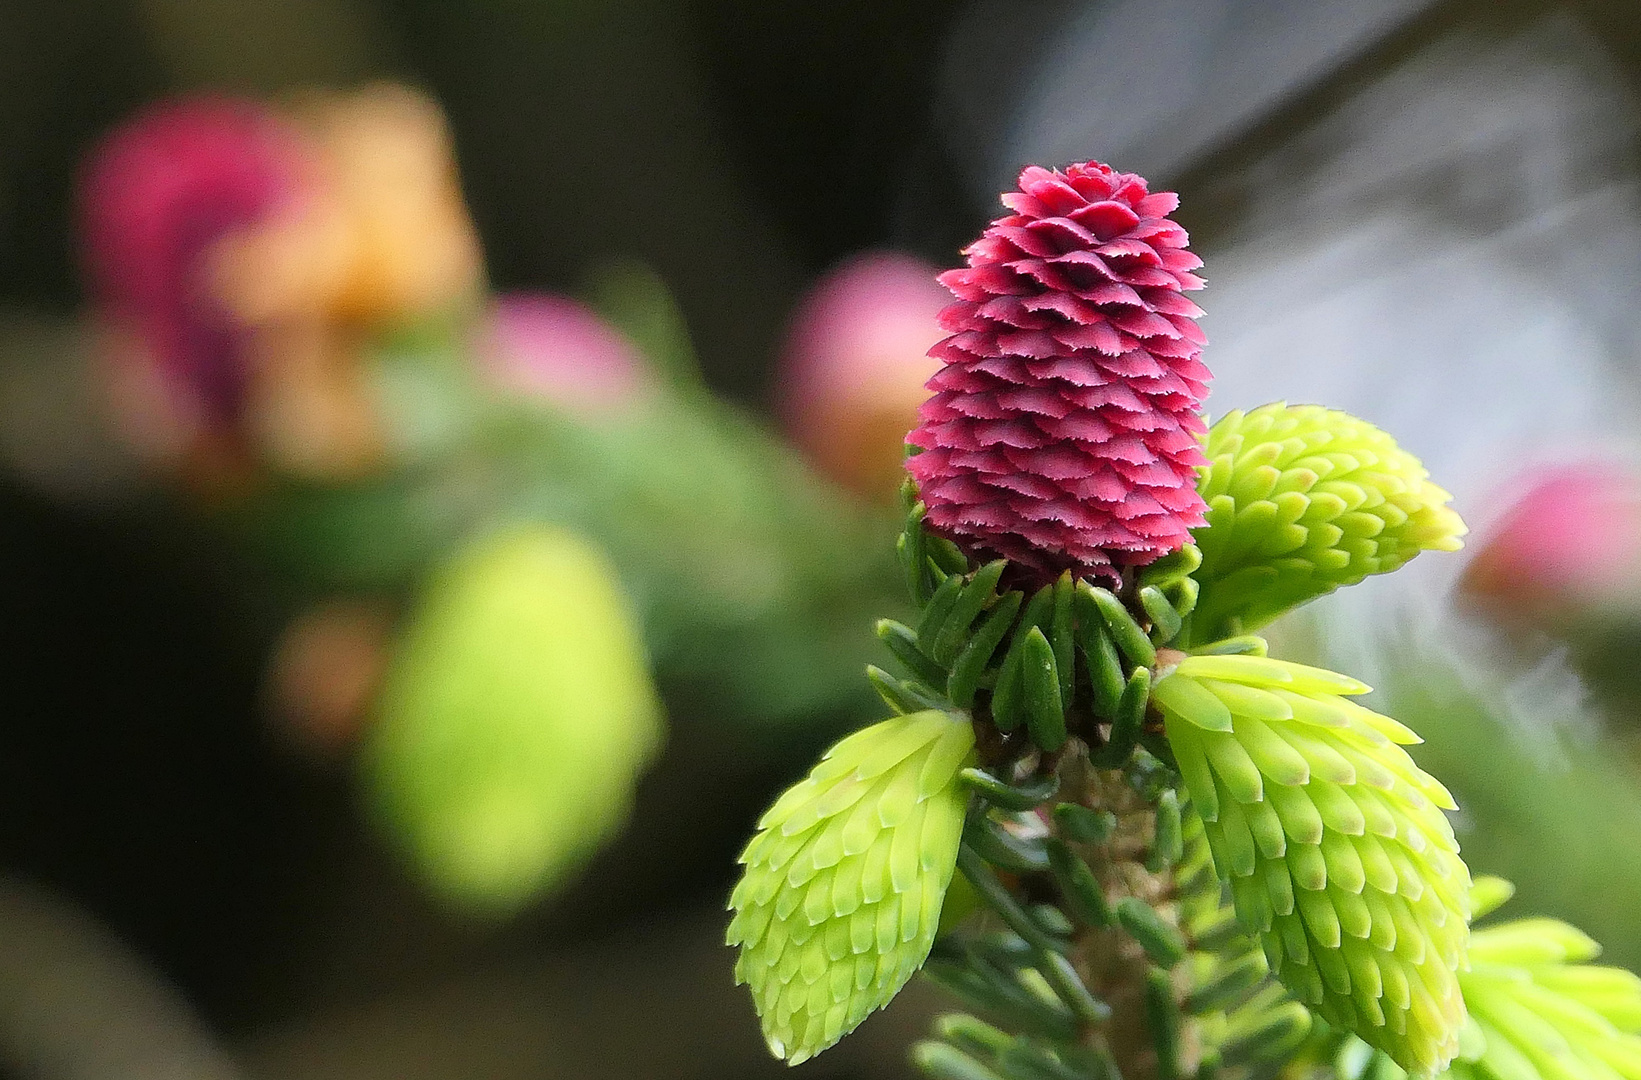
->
[1461,462,1641,628]
[777,251,947,500]
[79,97,313,434]
[81,85,490,484]
[475,293,654,417]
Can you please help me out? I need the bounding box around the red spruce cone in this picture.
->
[907,161,1211,585]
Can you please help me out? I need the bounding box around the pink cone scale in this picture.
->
[907,161,1211,584]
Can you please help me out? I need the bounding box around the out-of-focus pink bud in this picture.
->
[79,97,313,426]
[82,86,486,485]
[777,252,948,500]
[1461,463,1641,625]
[475,293,653,416]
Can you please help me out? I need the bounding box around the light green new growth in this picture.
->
[367,524,664,916]
[727,710,975,1064]
[1191,403,1466,642]
[1155,652,1471,1076]
[1447,876,1641,1080]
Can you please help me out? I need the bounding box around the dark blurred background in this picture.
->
[7,1,1641,1078]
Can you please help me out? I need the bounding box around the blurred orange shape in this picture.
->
[241,321,388,479]
[266,599,395,758]
[301,83,486,326]
[209,83,486,330]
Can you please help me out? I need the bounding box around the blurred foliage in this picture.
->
[1370,644,1641,974]
[237,287,902,729]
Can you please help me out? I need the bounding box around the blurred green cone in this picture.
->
[1155,652,1471,1075]
[1190,404,1466,642]
[366,523,664,917]
[727,710,975,1064]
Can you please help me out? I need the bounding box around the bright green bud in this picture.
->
[1155,653,1471,1076]
[366,525,664,916]
[1191,403,1466,641]
[727,710,975,1064]
[1446,876,1641,1080]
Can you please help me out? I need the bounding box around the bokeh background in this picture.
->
[5,1,1641,1078]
